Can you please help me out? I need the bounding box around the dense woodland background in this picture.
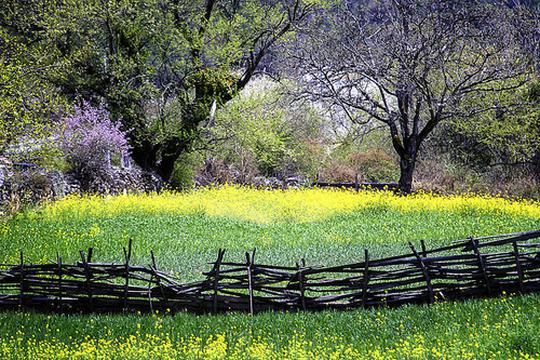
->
[1,0,539,200]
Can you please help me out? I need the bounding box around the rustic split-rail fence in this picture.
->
[312,175,398,191]
[1,230,540,315]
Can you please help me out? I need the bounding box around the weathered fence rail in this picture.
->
[312,181,399,191]
[312,173,398,191]
[1,230,540,315]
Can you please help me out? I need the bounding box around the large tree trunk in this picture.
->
[157,150,180,182]
[391,132,419,194]
[130,137,180,183]
[131,140,158,173]
[155,136,191,183]
[130,123,194,183]
[398,155,416,194]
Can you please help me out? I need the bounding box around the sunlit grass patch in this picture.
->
[0,187,539,275]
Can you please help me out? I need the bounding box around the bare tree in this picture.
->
[292,0,538,193]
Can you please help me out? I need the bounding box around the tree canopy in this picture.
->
[292,0,539,192]
[0,0,538,192]
[1,0,318,179]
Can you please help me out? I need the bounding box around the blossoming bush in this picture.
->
[60,102,129,174]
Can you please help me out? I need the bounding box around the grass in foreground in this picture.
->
[1,295,539,359]
[0,187,539,359]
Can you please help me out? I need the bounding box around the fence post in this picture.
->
[512,240,525,293]
[19,251,24,308]
[87,247,93,263]
[420,239,427,258]
[470,237,492,296]
[151,251,169,311]
[212,249,225,314]
[296,258,307,311]
[355,174,360,192]
[362,249,370,308]
[409,242,434,303]
[246,249,256,315]
[79,249,93,311]
[123,239,133,311]
[57,253,63,311]
[147,274,154,313]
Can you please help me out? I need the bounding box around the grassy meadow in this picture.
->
[1,186,540,359]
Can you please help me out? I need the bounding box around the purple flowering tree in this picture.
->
[60,102,130,174]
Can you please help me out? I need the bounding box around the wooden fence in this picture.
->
[1,230,539,315]
[312,181,399,191]
[313,174,399,191]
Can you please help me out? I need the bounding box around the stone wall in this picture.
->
[0,164,162,211]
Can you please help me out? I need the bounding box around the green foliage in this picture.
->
[214,86,290,176]
[0,27,66,155]
[318,129,399,183]
[447,80,540,169]
[170,153,201,190]
[210,78,326,179]
[348,149,399,182]
[0,0,312,179]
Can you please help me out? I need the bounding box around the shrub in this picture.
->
[170,153,200,190]
[207,77,327,182]
[348,149,399,182]
[60,102,129,174]
[318,163,357,183]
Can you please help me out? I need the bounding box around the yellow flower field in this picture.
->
[35,186,540,224]
[1,295,539,359]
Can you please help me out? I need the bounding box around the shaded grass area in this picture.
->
[1,294,539,359]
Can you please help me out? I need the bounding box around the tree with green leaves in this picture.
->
[446,80,540,177]
[138,0,316,181]
[0,22,66,158]
[1,0,317,182]
[205,77,326,183]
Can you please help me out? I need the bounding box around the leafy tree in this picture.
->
[135,0,316,181]
[207,77,326,182]
[1,0,317,183]
[445,80,540,176]
[0,24,66,157]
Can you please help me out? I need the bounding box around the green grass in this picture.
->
[0,188,539,359]
[1,295,539,359]
[2,206,539,279]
